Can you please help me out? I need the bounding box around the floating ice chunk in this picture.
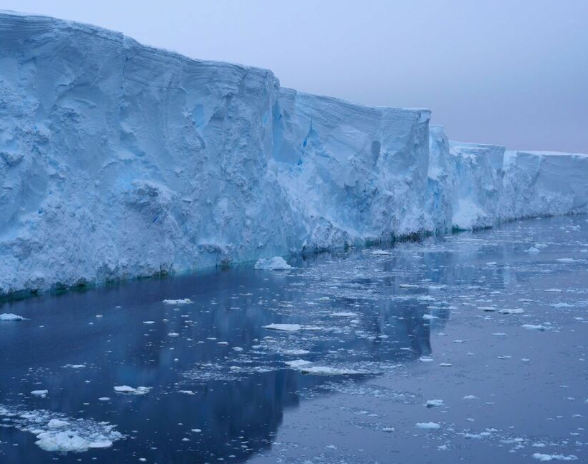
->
[297,366,362,375]
[0,405,122,453]
[556,258,578,263]
[499,308,524,315]
[163,298,193,305]
[522,324,549,331]
[98,397,110,401]
[285,359,313,368]
[426,399,445,408]
[439,363,452,367]
[463,395,477,400]
[416,422,441,430]
[178,390,196,395]
[113,386,151,395]
[532,453,578,462]
[31,390,48,398]
[527,247,541,254]
[330,312,357,317]
[168,332,180,337]
[423,314,438,320]
[263,323,301,332]
[419,356,434,362]
[63,364,86,369]
[544,289,563,293]
[399,284,419,288]
[47,419,69,429]
[381,427,395,432]
[371,250,392,256]
[254,257,293,270]
[0,313,25,321]
[479,306,496,311]
[143,321,155,324]
[283,349,310,355]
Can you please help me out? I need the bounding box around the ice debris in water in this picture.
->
[527,246,541,254]
[416,422,441,430]
[254,257,293,270]
[0,313,25,321]
[31,390,48,398]
[532,453,578,462]
[263,323,301,332]
[0,405,123,453]
[113,386,152,395]
[522,324,550,331]
[163,298,193,305]
[425,399,445,408]
[285,360,362,376]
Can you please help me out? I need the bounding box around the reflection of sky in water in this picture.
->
[1,215,588,463]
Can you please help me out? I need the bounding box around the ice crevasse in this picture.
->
[1,11,587,296]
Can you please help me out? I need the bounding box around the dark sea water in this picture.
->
[1,215,587,464]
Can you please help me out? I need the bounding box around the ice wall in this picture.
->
[1,11,587,296]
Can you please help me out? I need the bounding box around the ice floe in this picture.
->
[254,257,293,270]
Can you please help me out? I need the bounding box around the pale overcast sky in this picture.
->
[2,0,587,152]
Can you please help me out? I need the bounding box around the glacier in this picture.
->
[0,11,587,297]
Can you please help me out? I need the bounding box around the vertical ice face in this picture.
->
[0,12,300,294]
[274,89,431,248]
[0,11,587,296]
[501,151,588,220]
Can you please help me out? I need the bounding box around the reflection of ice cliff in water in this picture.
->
[0,252,441,463]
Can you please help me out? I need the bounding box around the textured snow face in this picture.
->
[1,11,587,297]
[501,150,588,220]
[274,89,431,247]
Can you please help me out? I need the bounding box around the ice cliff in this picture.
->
[1,11,587,296]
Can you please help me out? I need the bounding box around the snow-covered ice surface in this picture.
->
[1,11,588,297]
[1,215,587,463]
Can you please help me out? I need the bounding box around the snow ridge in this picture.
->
[1,11,587,296]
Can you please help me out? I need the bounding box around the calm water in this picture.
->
[1,215,587,463]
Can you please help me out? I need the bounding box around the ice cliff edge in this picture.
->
[1,11,587,296]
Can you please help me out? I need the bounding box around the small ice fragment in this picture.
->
[285,359,312,368]
[499,308,524,315]
[532,453,578,462]
[423,314,438,320]
[426,399,445,408]
[168,332,180,337]
[416,422,441,430]
[113,386,151,395]
[419,356,434,362]
[263,323,301,332]
[371,250,392,256]
[47,419,69,429]
[0,313,25,321]
[527,247,540,254]
[283,349,310,355]
[439,363,452,367]
[163,298,193,305]
[254,257,293,270]
[143,321,155,325]
[463,395,477,400]
[31,390,48,398]
[522,324,548,331]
